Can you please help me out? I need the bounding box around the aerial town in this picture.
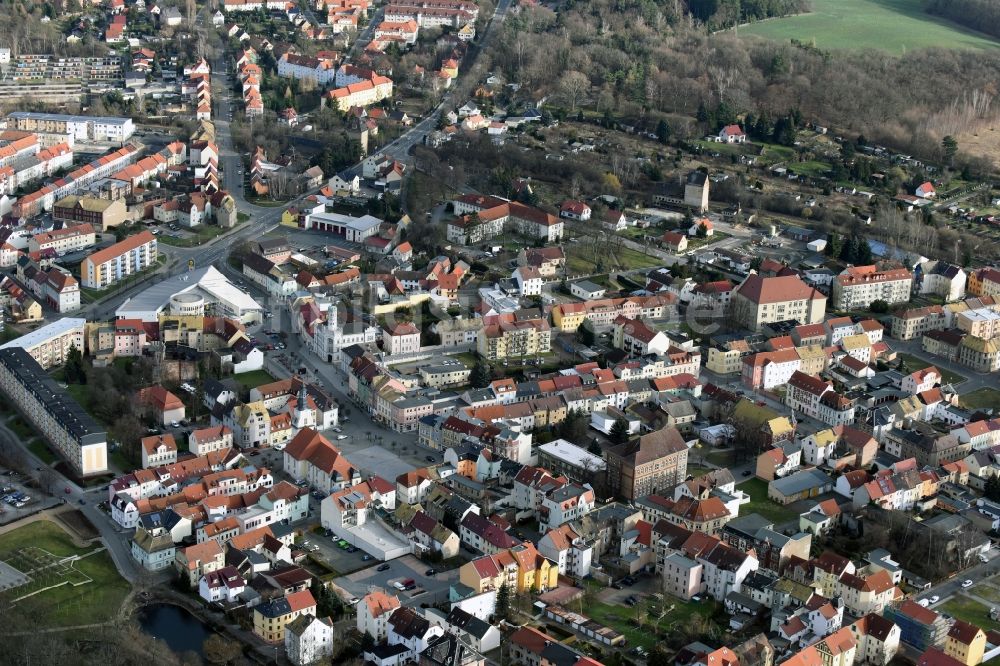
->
[3,0,1000,665]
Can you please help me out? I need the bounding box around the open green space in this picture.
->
[972,585,1000,604]
[738,0,1000,54]
[961,388,1000,413]
[736,477,800,524]
[565,244,662,275]
[583,588,723,651]
[894,353,966,386]
[155,223,235,248]
[234,369,276,389]
[0,521,130,628]
[7,416,34,440]
[787,161,831,177]
[27,439,57,465]
[939,595,1000,632]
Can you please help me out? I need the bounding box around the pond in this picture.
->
[138,603,212,657]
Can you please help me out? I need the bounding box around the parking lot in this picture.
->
[0,469,56,525]
[333,554,459,606]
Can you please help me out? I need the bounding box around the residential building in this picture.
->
[605,426,688,500]
[188,425,234,456]
[285,614,335,666]
[175,539,225,587]
[29,223,97,254]
[850,613,900,666]
[891,305,947,340]
[0,348,107,476]
[253,590,317,643]
[0,317,85,369]
[731,274,827,331]
[52,196,128,231]
[141,433,178,468]
[81,230,157,289]
[968,267,1000,298]
[383,322,420,355]
[832,265,913,310]
[943,620,986,666]
[357,590,401,641]
[883,600,950,653]
[537,524,593,578]
[458,542,558,594]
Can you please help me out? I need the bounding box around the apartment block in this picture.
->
[832,265,913,310]
[81,230,157,289]
[0,318,85,369]
[890,305,946,341]
[0,348,108,476]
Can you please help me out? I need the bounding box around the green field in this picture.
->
[962,388,1000,413]
[939,595,1000,632]
[739,0,1000,54]
[234,369,276,389]
[0,521,130,628]
[737,477,801,524]
[894,353,966,386]
[582,587,722,651]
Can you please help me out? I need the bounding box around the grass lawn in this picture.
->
[738,0,1000,54]
[234,369,276,389]
[565,243,662,276]
[939,595,1000,632]
[787,161,831,177]
[736,477,800,524]
[972,585,1000,604]
[583,591,722,651]
[8,416,34,439]
[27,439,57,465]
[894,353,966,385]
[0,521,130,628]
[686,465,712,479]
[961,388,1000,413]
[703,449,736,468]
[695,140,748,157]
[687,230,732,251]
[156,224,234,248]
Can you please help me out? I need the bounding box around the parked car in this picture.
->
[425,568,437,576]
[929,595,940,604]
[377,563,391,572]
[961,579,974,589]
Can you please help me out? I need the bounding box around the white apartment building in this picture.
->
[81,230,157,289]
[832,266,913,310]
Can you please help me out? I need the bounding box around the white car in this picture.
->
[335,435,348,440]
[981,554,990,563]
[917,599,930,607]
[961,579,974,589]
[170,421,179,428]
[929,595,940,604]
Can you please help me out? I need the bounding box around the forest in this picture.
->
[682,0,809,25]
[927,0,1000,40]
[490,0,1000,166]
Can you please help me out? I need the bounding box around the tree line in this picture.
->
[927,0,1000,40]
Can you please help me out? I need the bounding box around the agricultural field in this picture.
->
[738,0,1000,54]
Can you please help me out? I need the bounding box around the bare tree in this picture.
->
[558,71,590,113]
